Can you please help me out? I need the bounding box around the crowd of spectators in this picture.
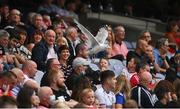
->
[0,0,180,108]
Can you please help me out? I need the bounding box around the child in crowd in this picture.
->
[98,58,109,71]
[79,88,97,109]
[121,57,139,87]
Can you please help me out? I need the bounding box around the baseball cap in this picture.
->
[72,57,90,68]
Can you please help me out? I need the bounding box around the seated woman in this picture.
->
[58,45,72,79]
[114,75,131,109]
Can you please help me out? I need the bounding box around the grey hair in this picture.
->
[65,26,76,36]
[32,13,42,23]
[139,30,150,38]
[44,29,55,37]
[0,29,10,38]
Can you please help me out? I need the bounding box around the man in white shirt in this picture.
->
[95,70,117,108]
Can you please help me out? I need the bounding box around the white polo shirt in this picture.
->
[95,85,116,108]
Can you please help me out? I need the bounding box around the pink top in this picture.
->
[110,41,128,59]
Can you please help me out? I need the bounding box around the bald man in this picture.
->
[22,60,37,79]
[131,71,156,108]
[11,68,25,97]
[32,29,59,71]
[22,60,39,90]
[127,39,149,63]
[38,86,54,108]
[8,9,23,26]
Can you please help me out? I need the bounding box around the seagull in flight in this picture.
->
[74,19,109,55]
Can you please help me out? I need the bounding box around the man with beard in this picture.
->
[48,69,78,107]
[48,69,70,101]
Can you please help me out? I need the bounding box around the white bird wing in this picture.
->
[89,44,109,55]
[95,27,108,44]
[73,19,99,49]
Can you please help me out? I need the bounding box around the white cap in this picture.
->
[72,57,90,68]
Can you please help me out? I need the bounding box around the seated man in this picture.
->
[131,71,157,108]
[48,69,71,101]
[0,71,17,97]
[95,70,116,108]
[48,69,78,107]
[38,86,54,108]
[22,60,39,90]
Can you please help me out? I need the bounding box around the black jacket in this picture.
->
[31,39,58,71]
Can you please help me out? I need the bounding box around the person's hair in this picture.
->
[46,58,56,72]
[65,26,75,36]
[99,57,109,66]
[71,76,92,101]
[166,20,178,32]
[114,75,131,100]
[31,30,44,43]
[2,70,17,80]
[47,69,60,85]
[138,30,150,39]
[107,25,115,46]
[74,103,87,108]
[123,99,138,108]
[17,27,27,36]
[154,80,175,100]
[99,57,109,63]
[75,43,87,55]
[155,38,168,49]
[79,88,94,104]
[173,79,180,99]
[16,86,35,108]
[100,70,115,84]
[0,96,17,108]
[44,29,55,37]
[5,28,21,40]
[58,45,70,56]
[135,61,149,73]
[0,29,9,38]
[126,57,140,67]
[114,25,124,35]
[165,68,177,83]
[32,13,42,23]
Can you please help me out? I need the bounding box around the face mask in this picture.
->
[49,95,56,105]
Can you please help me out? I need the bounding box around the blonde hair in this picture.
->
[107,26,115,47]
[48,69,63,85]
[114,75,131,100]
[79,88,95,104]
